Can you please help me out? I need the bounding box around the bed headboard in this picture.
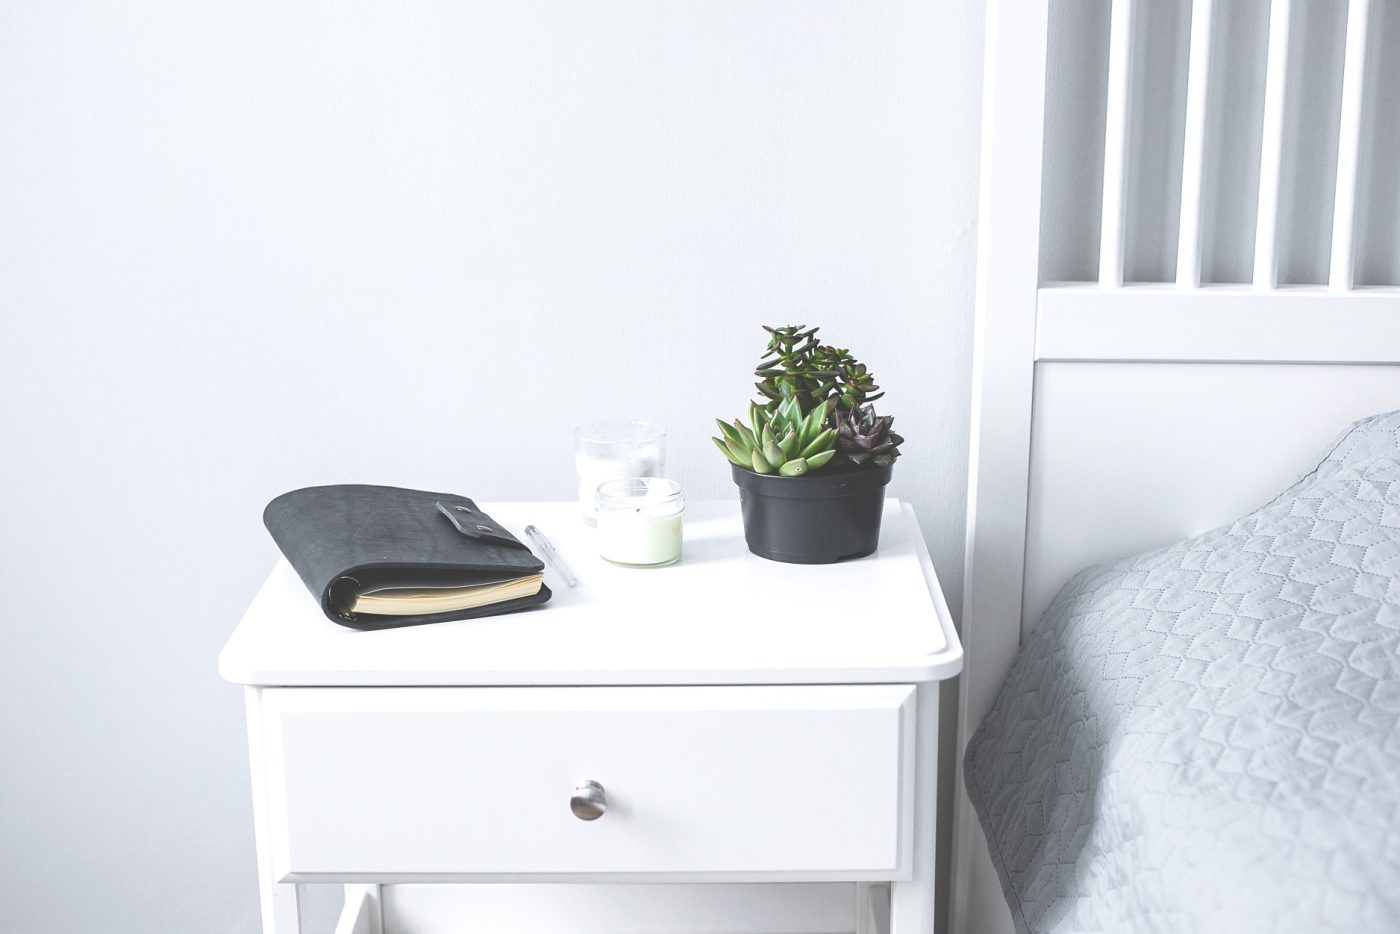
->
[952,2,1400,932]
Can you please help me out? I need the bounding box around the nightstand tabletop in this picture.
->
[218,498,962,687]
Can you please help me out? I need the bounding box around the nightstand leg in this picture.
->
[890,878,934,933]
[891,682,939,934]
[862,884,891,934]
[256,875,303,934]
[246,687,303,934]
[343,884,384,934]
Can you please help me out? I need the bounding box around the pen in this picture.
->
[524,525,579,587]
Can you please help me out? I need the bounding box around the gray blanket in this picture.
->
[965,411,1400,933]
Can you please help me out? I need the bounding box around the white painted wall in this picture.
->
[0,2,983,931]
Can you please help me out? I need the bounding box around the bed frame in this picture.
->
[950,2,1400,931]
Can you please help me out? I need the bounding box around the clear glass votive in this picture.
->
[573,421,667,523]
[595,478,684,567]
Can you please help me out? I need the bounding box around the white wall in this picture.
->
[0,2,983,931]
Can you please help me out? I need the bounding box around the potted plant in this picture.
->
[712,325,904,563]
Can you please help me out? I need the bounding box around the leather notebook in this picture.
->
[264,484,552,630]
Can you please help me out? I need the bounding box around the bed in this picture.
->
[952,1,1400,931]
[966,411,1400,931]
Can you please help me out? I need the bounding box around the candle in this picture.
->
[573,421,667,523]
[595,478,684,567]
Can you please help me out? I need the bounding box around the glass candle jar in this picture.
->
[573,421,667,524]
[595,478,684,567]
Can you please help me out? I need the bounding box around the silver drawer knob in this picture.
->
[570,780,607,821]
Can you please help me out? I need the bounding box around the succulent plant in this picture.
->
[754,325,882,414]
[713,395,838,477]
[719,325,903,477]
[834,403,904,467]
[753,325,833,411]
[812,344,883,411]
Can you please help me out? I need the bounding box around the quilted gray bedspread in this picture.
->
[965,411,1400,933]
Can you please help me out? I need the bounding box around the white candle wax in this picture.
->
[595,479,684,567]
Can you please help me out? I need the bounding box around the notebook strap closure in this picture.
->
[435,500,529,549]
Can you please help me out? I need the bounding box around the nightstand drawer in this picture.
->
[260,684,916,880]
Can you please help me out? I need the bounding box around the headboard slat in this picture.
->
[1253,0,1294,290]
[1330,0,1373,291]
[1177,0,1216,289]
[1097,0,1136,288]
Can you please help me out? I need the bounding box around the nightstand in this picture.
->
[219,499,962,934]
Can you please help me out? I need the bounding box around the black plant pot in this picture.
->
[731,461,893,564]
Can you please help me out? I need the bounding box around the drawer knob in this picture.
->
[570,780,607,821]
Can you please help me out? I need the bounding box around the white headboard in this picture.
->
[952,2,1400,932]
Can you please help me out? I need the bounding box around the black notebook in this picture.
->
[263,484,552,630]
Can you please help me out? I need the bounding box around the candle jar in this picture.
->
[595,478,684,567]
[573,421,667,524]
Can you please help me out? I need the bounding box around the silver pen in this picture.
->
[524,525,579,587]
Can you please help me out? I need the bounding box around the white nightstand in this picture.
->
[220,499,962,934]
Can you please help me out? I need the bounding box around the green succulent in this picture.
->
[834,403,904,467]
[754,325,881,414]
[712,395,838,477]
[718,325,903,477]
[812,344,883,411]
[752,325,833,412]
